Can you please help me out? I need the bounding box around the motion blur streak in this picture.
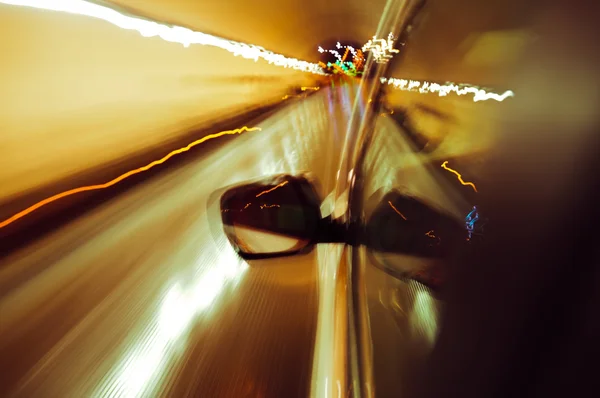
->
[0,0,326,74]
[255,180,289,198]
[0,126,261,229]
[441,161,478,192]
[94,250,247,398]
[381,76,515,102]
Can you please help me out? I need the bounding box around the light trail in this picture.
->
[362,33,400,64]
[381,77,515,102]
[0,0,326,75]
[388,200,407,220]
[260,204,280,209]
[425,229,441,245]
[255,180,289,198]
[0,126,261,229]
[441,161,478,192]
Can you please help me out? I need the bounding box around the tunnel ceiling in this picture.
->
[387,0,540,86]
[108,0,387,63]
[108,0,541,87]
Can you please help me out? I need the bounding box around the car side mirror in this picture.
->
[220,175,323,259]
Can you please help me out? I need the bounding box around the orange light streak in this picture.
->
[341,48,351,62]
[0,126,261,229]
[331,63,346,75]
[354,50,365,69]
[441,161,478,192]
[255,181,289,198]
[388,201,407,220]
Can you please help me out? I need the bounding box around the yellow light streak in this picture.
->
[0,0,326,75]
[381,77,514,102]
[0,126,261,229]
[441,161,478,192]
[388,201,407,220]
[255,180,289,198]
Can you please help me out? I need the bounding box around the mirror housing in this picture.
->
[220,175,323,259]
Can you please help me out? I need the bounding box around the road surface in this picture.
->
[0,86,354,397]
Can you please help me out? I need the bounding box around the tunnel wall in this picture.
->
[0,5,317,200]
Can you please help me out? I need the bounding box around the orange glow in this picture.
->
[255,181,289,198]
[441,161,478,192]
[0,126,261,229]
[388,201,407,220]
[300,87,320,91]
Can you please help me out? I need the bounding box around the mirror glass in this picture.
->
[220,176,321,258]
[365,190,467,289]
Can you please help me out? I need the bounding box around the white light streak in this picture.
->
[0,0,327,75]
[381,77,515,102]
[362,33,400,64]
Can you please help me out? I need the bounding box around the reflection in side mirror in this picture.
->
[365,191,467,291]
[366,191,466,257]
[220,175,322,259]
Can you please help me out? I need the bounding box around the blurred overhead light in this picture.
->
[381,77,515,102]
[362,33,400,64]
[0,0,327,75]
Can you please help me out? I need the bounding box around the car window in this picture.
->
[353,90,489,397]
